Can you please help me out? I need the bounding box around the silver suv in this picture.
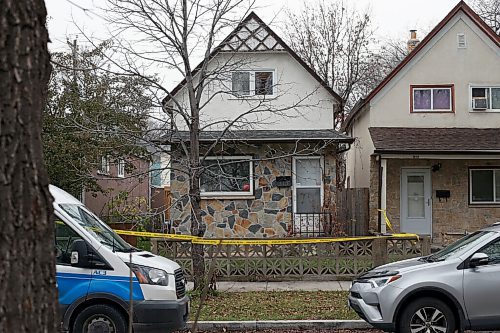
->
[348,224,500,333]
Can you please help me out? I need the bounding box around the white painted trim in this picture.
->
[200,155,254,197]
[381,159,387,233]
[381,154,500,160]
[292,156,324,214]
[400,168,432,235]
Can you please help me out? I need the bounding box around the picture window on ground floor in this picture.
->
[200,157,253,196]
[470,169,500,204]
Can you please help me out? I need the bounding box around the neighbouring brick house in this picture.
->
[162,12,353,238]
[343,1,500,244]
[84,156,150,220]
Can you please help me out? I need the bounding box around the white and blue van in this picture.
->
[52,185,189,333]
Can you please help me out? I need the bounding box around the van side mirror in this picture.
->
[469,252,489,268]
[70,239,89,267]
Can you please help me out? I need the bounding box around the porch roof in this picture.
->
[162,129,354,143]
[370,127,500,154]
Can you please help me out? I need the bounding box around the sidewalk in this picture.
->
[186,280,352,292]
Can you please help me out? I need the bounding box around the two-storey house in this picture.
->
[163,12,353,238]
[343,1,500,244]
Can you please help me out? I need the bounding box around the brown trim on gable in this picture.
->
[409,84,455,113]
[342,1,500,132]
[163,12,342,105]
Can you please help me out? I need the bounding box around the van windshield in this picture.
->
[426,231,492,262]
[59,204,135,252]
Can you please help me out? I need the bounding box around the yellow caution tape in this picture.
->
[377,209,394,232]
[114,229,420,245]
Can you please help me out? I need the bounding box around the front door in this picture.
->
[292,157,323,236]
[400,168,432,235]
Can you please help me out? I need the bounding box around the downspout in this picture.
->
[377,154,382,233]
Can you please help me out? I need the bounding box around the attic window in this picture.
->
[457,33,467,48]
[231,70,275,97]
[411,85,454,112]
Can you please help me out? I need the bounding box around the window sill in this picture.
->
[468,203,500,208]
[228,96,276,101]
[469,110,500,113]
[97,171,110,176]
[201,194,255,200]
[411,110,454,113]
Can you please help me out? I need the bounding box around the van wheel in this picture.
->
[398,297,455,333]
[72,304,127,333]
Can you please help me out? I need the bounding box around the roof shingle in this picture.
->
[163,129,353,143]
[369,127,500,153]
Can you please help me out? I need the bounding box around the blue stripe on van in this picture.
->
[56,272,144,305]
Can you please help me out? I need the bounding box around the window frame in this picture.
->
[469,167,500,205]
[230,70,275,98]
[410,84,455,113]
[292,156,324,214]
[98,155,110,175]
[200,155,254,198]
[469,85,500,112]
[117,159,125,178]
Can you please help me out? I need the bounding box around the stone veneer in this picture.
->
[169,143,338,238]
[370,158,500,244]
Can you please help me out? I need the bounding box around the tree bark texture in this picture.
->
[0,0,58,332]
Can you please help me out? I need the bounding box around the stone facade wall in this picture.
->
[169,143,337,238]
[371,158,500,244]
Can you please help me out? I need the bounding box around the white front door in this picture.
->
[292,157,324,236]
[400,168,432,235]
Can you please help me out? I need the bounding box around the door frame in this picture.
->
[292,156,324,214]
[400,167,432,235]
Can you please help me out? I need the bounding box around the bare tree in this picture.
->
[284,0,378,125]
[94,0,341,291]
[0,0,59,332]
[471,0,500,34]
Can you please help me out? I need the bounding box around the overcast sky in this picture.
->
[45,0,464,88]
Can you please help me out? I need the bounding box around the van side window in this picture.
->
[55,220,83,265]
[480,238,500,265]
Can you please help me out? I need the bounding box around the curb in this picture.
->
[182,320,373,331]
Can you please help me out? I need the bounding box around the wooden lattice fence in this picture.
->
[151,236,430,281]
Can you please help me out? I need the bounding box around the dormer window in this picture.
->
[410,85,454,113]
[231,70,274,97]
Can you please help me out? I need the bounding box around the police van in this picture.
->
[52,185,189,333]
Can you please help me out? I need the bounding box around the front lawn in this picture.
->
[190,290,358,321]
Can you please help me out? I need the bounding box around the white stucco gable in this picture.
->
[164,12,341,131]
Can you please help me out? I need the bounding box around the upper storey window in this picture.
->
[231,70,274,97]
[471,86,500,111]
[411,85,454,113]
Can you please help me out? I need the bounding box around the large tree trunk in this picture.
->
[0,1,58,332]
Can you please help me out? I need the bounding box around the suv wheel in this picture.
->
[399,297,455,333]
[72,304,127,333]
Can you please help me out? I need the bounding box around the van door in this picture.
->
[55,218,92,312]
[463,237,500,329]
